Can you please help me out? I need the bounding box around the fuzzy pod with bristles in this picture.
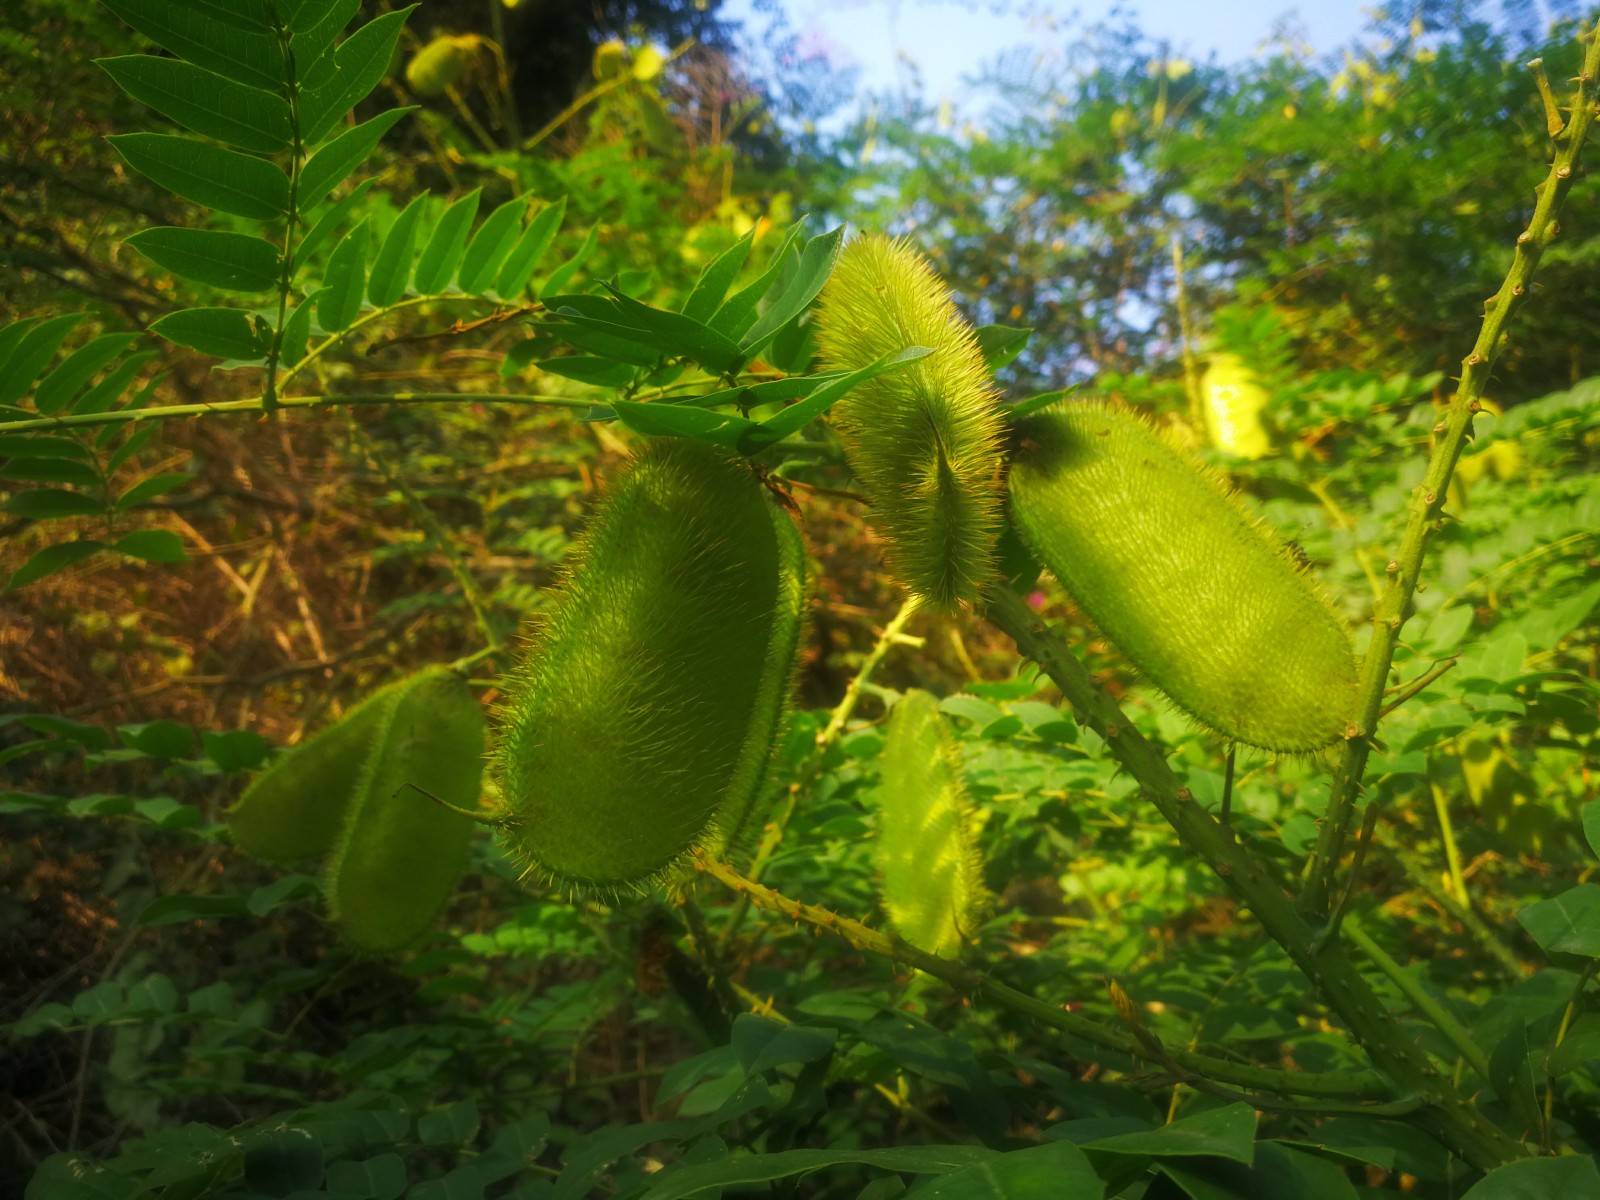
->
[323,667,485,952]
[874,690,988,958]
[492,439,808,891]
[814,234,1006,609]
[227,671,422,865]
[1007,402,1358,752]
[405,35,476,97]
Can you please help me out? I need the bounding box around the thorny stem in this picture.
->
[983,585,1525,1169]
[1300,27,1600,919]
[694,853,1400,1106]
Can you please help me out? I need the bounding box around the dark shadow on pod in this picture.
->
[493,439,808,891]
[1007,402,1357,752]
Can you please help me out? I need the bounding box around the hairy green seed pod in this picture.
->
[815,235,1006,609]
[875,690,987,957]
[406,35,476,97]
[1008,402,1357,752]
[227,676,406,864]
[493,440,807,890]
[324,667,485,953]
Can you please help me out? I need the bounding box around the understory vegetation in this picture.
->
[2,1,1599,1197]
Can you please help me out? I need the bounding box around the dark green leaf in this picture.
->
[0,435,91,459]
[6,541,104,590]
[592,286,746,374]
[418,1099,480,1147]
[0,457,101,487]
[496,196,565,297]
[325,1154,407,1200]
[74,351,159,416]
[4,489,102,519]
[97,55,292,152]
[682,230,755,323]
[119,718,195,758]
[0,317,42,382]
[318,220,371,331]
[0,313,86,405]
[536,357,638,388]
[113,529,187,563]
[709,220,804,338]
[1583,801,1600,862]
[299,8,417,144]
[414,189,483,294]
[243,1130,323,1195]
[34,334,141,414]
[460,194,531,295]
[150,308,268,361]
[117,471,191,509]
[108,133,289,219]
[368,192,428,306]
[100,0,286,90]
[642,1147,997,1200]
[1461,1155,1600,1198]
[1085,1103,1257,1164]
[137,893,249,925]
[904,1141,1103,1199]
[1157,1142,1357,1200]
[976,324,1033,371]
[610,398,762,450]
[299,107,414,208]
[201,729,274,772]
[280,293,316,367]
[295,178,375,267]
[539,225,597,299]
[1518,885,1600,958]
[126,227,280,292]
[739,224,842,355]
[749,345,932,448]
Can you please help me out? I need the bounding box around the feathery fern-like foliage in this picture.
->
[815,235,1006,610]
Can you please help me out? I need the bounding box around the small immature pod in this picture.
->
[227,678,404,865]
[493,440,808,890]
[324,668,485,953]
[405,35,476,97]
[874,690,987,958]
[1007,402,1357,752]
[814,235,1006,609]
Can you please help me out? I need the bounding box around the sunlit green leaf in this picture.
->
[100,0,286,91]
[299,8,417,144]
[460,194,531,295]
[413,189,482,294]
[150,308,268,361]
[496,196,565,298]
[299,107,414,208]
[96,55,292,152]
[368,192,428,306]
[682,230,755,322]
[107,133,290,220]
[318,221,371,332]
[126,228,281,292]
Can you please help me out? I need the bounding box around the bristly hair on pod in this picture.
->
[873,689,989,958]
[815,234,1006,610]
[1007,399,1359,753]
[491,439,808,895]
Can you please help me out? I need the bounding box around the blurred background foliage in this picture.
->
[2,0,1598,1196]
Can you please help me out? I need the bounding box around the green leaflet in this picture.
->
[814,235,1006,610]
[324,668,485,953]
[1007,402,1358,752]
[874,690,987,958]
[493,440,807,889]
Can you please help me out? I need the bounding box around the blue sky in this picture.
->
[723,0,1372,108]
